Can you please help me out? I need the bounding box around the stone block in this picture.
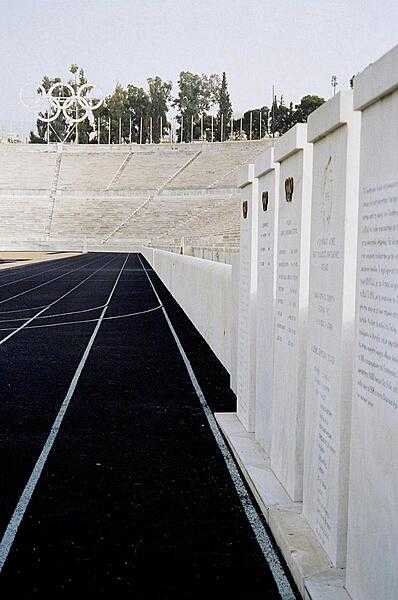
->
[303,90,360,567]
[236,164,258,432]
[346,43,398,600]
[254,147,279,454]
[272,123,313,501]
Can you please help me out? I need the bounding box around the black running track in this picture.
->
[0,253,297,598]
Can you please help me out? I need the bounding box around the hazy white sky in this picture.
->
[1,0,397,134]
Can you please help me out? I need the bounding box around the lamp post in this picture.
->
[331,75,338,96]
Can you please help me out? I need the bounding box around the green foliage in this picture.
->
[233,106,270,140]
[294,95,325,123]
[174,71,221,142]
[148,77,172,143]
[268,94,325,136]
[217,72,232,141]
[29,64,324,144]
[30,67,97,144]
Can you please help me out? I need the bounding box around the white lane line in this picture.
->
[105,305,162,320]
[0,255,118,347]
[0,304,163,331]
[0,303,108,323]
[0,254,102,307]
[0,254,83,281]
[137,254,296,600]
[0,255,87,289]
[0,304,48,315]
[0,253,129,573]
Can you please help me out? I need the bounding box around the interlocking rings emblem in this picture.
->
[20,82,103,125]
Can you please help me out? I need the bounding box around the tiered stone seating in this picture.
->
[109,192,238,245]
[0,141,272,255]
[58,153,129,191]
[111,150,196,191]
[167,142,265,189]
[50,194,149,240]
[0,193,52,242]
[0,148,56,189]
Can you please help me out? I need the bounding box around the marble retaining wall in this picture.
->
[141,247,232,373]
[215,44,398,600]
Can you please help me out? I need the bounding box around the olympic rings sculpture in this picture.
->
[20,82,104,124]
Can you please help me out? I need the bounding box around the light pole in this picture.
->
[331,75,338,96]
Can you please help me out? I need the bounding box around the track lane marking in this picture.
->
[137,254,296,600]
[0,255,89,290]
[0,304,163,331]
[0,254,86,281]
[0,304,49,315]
[0,253,129,573]
[0,255,118,347]
[0,254,102,307]
[0,304,108,323]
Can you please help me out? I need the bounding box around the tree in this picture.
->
[126,84,150,142]
[234,106,270,140]
[294,95,325,123]
[147,77,172,143]
[217,72,232,141]
[29,66,99,144]
[96,79,171,145]
[267,94,323,137]
[105,83,129,143]
[269,95,290,136]
[174,71,220,142]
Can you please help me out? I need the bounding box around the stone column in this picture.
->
[254,147,279,454]
[303,90,360,567]
[271,124,313,501]
[346,43,398,600]
[236,164,258,432]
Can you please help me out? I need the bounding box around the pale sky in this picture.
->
[1,0,397,136]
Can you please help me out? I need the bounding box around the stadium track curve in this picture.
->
[0,252,298,598]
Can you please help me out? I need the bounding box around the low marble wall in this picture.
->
[141,247,233,373]
[217,43,398,600]
[346,43,398,600]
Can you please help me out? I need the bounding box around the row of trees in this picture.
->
[30,65,324,144]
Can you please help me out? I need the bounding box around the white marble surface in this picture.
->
[230,253,240,395]
[215,411,347,600]
[236,171,258,431]
[346,45,398,600]
[271,125,312,501]
[148,249,233,372]
[303,91,360,568]
[254,147,279,454]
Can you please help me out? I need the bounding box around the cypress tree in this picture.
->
[218,72,232,141]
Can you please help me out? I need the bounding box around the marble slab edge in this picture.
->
[214,412,351,600]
